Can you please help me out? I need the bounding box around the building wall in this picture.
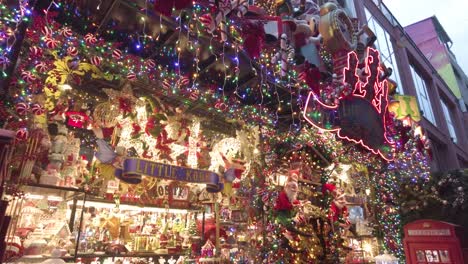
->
[405,18,461,99]
[353,0,468,170]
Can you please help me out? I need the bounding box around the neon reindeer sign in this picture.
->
[303,47,394,161]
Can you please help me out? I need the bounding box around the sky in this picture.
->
[383,0,468,75]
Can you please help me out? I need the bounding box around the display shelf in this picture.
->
[9,255,76,264]
[76,252,184,259]
[298,178,322,186]
[24,182,86,193]
[82,195,203,212]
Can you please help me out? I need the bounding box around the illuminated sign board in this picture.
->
[303,47,394,160]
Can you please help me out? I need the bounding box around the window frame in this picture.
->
[409,64,437,125]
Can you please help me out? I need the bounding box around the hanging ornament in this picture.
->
[41,26,53,37]
[103,82,138,115]
[15,128,29,142]
[162,80,172,90]
[272,34,294,77]
[126,72,137,81]
[189,90,200,101]
[29,46,43,57]
[178,76,190,87]
[21,71,36,83]
[0,56,9,67]
[93,102,120,128]
[112,49,122,60]
[66,46,78,57]
[241,20,265,59]
[84,33,97,45]
[45,37,58,49]
[60,27,73,38]
[145,59,156,68]
[298,62,321,94]
[34,62,48,73]
[154,0,192,17]
[90,56,102,66]
[214,100,228,111]
[200,0,248,41]
[31,103,45,115]
[15,102,29,116]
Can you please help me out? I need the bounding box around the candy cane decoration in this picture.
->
[202,0,249,41]
[272,34,295,77]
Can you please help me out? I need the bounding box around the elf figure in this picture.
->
[322,183,351,234]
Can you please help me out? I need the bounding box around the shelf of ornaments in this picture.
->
[20,180,206,212]
[75,252,185,259]
[83,194,204,212]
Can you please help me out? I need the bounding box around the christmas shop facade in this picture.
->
[0,0,431,263]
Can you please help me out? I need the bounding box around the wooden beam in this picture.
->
[96,0,121,34]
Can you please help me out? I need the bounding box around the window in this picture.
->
[410,65,436,124]
[364,8,403,94]
[441,99,457,143]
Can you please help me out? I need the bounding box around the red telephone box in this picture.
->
[404,220,468,264]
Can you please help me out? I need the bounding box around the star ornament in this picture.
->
[103,82,139,115]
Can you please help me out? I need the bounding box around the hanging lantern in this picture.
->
[375,251,398,264]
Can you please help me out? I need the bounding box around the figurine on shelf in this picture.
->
[274,171,301,222]
[168,256,177,264]
[200,239,215,258]
[93,126,128,195]
[158,256,166,264]
[176,256,186,264]
[101,207,121,241]
[323,183,351,231]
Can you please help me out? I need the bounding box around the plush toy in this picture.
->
[221,153,246,198]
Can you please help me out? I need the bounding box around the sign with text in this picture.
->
[115,158,223,192]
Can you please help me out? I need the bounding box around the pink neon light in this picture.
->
[303,47,394,161]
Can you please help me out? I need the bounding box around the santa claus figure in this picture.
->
[275,171,301,219]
